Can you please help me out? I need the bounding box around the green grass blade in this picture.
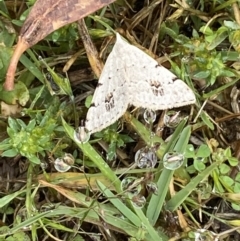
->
[146,125,191,225]
[166,161,219,211]
[97,181,141,226]
[97,181,168,241]
[0,211,50,237]
[61,117,121,192]
[124,111,165,152]
[0,189,26,208]
[20,53,44,83]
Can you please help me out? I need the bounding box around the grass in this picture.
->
[0,0,240,240]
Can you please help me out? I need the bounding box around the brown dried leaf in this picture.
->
[4,0,116,91]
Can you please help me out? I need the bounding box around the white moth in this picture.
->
[85,33,195,134]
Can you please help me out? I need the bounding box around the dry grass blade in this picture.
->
[77,19,104,78]
[4,0,116,91]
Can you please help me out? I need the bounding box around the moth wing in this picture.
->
[116,35,196,110]
[85,41,129,134]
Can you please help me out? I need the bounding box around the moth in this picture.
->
[85,34,196,134]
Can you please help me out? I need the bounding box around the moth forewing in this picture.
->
[85,33,196,134]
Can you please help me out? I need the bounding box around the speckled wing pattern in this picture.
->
[85,34,196,134]
[85,38,129,134]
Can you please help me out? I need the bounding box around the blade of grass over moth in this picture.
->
[4,0,116,90]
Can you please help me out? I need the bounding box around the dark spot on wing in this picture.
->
[90,102,97,108]
[105,92,115,111]
[172,77,178,82]
[97,83,103,87]
[150,80,164,96]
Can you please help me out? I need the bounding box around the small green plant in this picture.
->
[185,140,240,209]
[94,122,134,160]
[0,98,66,164]
[185,143,211,173]
[160,21,236,86]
